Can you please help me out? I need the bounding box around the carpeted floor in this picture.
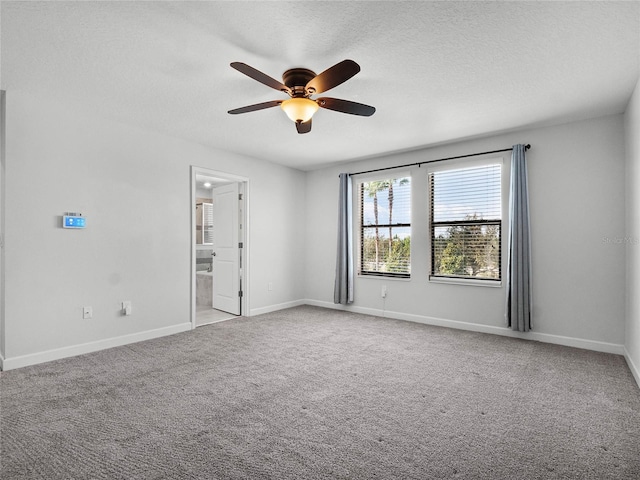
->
[1,306,639,479]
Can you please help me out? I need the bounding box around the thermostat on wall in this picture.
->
[63,213,86,229]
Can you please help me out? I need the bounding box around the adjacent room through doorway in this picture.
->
[191,167,248,328]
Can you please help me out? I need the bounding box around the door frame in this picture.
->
[190,166,249,329]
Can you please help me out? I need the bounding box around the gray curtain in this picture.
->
[506,144,532,331]
[334,173,354,304]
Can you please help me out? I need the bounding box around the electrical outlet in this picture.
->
[83,306,93,319]
[381,285,387,298]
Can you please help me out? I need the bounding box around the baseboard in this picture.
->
[1,323,192,371]
[249,299,306,317]
[304,299,625,355]
[624,347,640,390]
[4,300,629,373]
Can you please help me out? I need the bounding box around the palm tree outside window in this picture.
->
[359,177,411,277]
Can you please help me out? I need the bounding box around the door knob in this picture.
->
[212,252,217,256]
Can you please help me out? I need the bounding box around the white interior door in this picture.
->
[212,183,240,315]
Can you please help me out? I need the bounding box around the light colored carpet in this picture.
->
[1,305,639,479]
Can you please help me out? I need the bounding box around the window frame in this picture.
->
[356,172,412,279]
[427,158,505,286]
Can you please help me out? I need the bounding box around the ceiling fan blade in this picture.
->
[228,100,282,115]
[295,119,312,134]
[317,97,376,116]
[230,62,291,94]
[306,60,360,94]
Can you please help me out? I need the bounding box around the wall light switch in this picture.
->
[122,301,132,316]
[83,306,92,319]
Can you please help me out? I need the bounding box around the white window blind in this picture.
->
[359,177,411,277]
[203,203,214,245]
[430,164,501,280]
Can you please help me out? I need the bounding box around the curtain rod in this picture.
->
[347,144,531,177]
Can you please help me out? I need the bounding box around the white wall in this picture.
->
[1,88,632,370]
[0,91,5,359]
[625,76,640,385]
[305,114,627,352]
[195,188,213,200]
[1,90,306,368]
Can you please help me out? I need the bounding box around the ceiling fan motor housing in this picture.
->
[282,68,317,96]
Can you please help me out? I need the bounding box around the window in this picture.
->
[429,163,501,281]
[359,177,411,277]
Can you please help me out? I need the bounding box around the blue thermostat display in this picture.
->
[63,215,86,229]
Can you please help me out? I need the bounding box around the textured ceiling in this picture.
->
[2,1,639,170]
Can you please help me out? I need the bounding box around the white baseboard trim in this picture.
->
[624,347,640,390]
[3,300,630,375]
[304,299,625,355]
[249,299,306,317]
[1,323,192,371]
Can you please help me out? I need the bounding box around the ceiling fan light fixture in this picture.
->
[280,97,319,123]
[228,60,375,134]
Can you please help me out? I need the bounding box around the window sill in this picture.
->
[358,273,411,282]
[429,276,502,288]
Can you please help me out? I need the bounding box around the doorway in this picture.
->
[191,167,248,328]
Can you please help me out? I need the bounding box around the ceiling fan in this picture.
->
[228,59,376,134]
